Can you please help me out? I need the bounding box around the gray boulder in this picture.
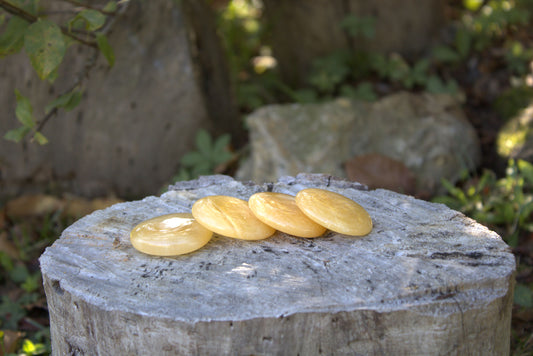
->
[237,92,480,195]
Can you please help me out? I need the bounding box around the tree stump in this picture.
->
[39,174,516,355]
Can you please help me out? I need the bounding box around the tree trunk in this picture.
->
[40,174,515,355]
[263,0,446,87]
[181,0,245,147]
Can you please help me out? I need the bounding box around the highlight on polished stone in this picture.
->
[248,192,327,238]
[192,195,276,240]
[130,213,213,256]
[295,188,372,236]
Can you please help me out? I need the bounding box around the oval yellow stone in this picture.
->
[248,192,327,238]
[130,213,213,256]
[192,195,276,240]
[295,188,373,236]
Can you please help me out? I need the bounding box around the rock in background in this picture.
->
[237,92,481,195]
[0,0,238,199]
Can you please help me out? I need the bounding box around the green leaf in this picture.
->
[340,83,377,101]
[46,66,59,84]
[518,159,533,185]
[21,272,40,293]
[96,33,115,67]
[22,338,47,355]
[0,16,29,56]
[45,90,82,114]
[196,130,212,157]
[426,76,458,94]
[455,28,471,58]
[340,15,375,39]
[0,295,25,330]
[14,90,35,127]
[432,45,461,63]
[9,264,29,284]
[514,283,533,308]
[293,89,318,103]
[181,151,204,167]
[7,0,39,15]
[4,126,31,142]
[33,131,48,145]
[0,252,13,271]
[213,150,233,165]
[75,9,106,31]
[103,1,118,12]
[191,161,211,176]
[24,20,66,80]
[213,134,231,156]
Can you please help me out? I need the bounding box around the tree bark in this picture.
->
[263,0,446,87]
[181,0,245,147]
[40,174,515,355]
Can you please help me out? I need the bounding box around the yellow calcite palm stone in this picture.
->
[130,213,213,256]
[295,188,372,236]
[192,195,276,240]
[248,192,327,238]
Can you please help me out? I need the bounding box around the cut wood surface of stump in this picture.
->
[39,174,516,355]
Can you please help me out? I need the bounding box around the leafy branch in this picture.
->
[0,0,99,47]
[1,0,129,144]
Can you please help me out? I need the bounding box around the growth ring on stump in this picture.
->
[40,174,515,355]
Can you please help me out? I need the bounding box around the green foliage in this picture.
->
[217,0,268,110]
[0,15,29,56]
[432,27,472,64]
[340,82,377,102]
[96,33,114,67]
[4,90,50,144]
[308,50,351,94]
[504,40,533,75]
[493,86,533,120]
[24,20,66,80]
[69,9,106,32]
[340,14,375,39]
[172,130,233,182]
[44,89,83,114]
[1,0,119,144]
[514,283,533,308]
[0,295,26,331]
[433,159,533,247]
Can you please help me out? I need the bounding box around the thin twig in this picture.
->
[29,0,131,141]
[32,49,99,139]
[0,0,97,47]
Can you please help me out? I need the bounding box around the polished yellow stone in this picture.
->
[248,192,327,238]
[295,188,373,236]
[192,195,276,240]
[130,213,213,256]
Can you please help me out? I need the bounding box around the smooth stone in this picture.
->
[295,188,373,236]
[248,192,327,238]
[130,213,213,256]
[192,195,276,240]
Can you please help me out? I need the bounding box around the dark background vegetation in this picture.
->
[1,0,533,354]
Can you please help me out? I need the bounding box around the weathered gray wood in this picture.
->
[40,174,516,355]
